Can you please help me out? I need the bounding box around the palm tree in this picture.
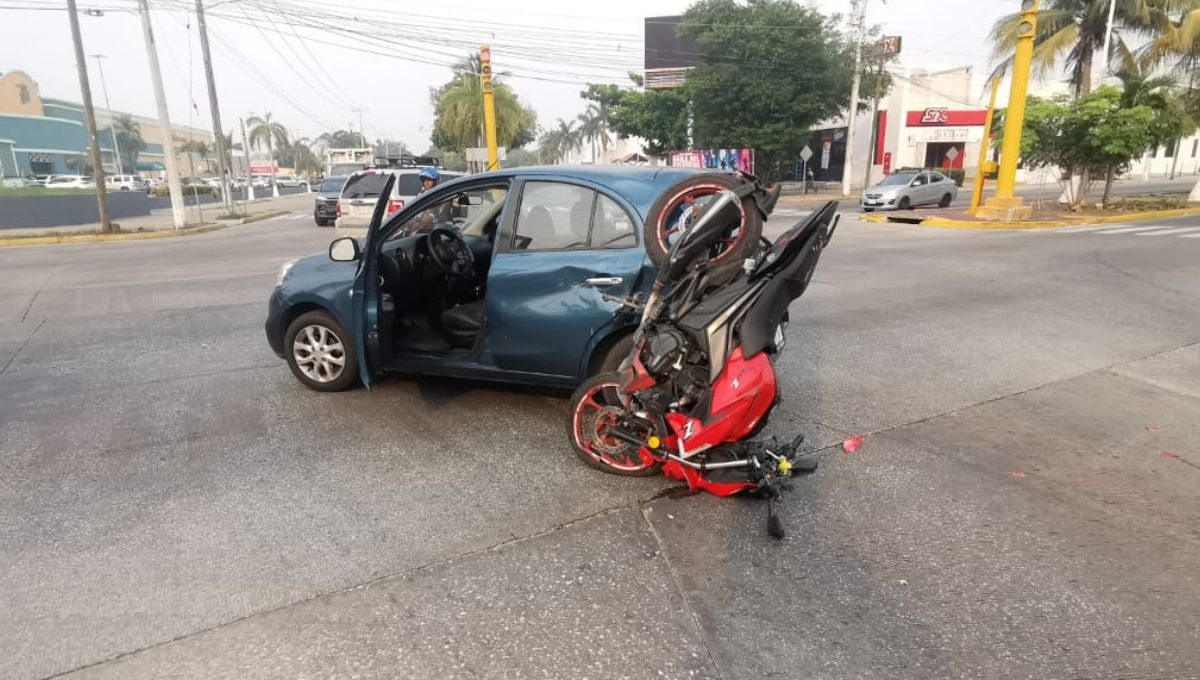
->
[315,129,361,149]
[576,102,613,164]
[247,113,289,190]
[279,137,322,179]
[1142,7,1200,178]
[989,0,1196,96]
[431,51,537,160]
[110,114,145,173]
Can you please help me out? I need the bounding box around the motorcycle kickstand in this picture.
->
[766,496,786,539]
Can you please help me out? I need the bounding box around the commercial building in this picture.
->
[815,64,1200,189]
[0,70,212,179]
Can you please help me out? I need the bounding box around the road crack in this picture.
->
[0,319,45,378]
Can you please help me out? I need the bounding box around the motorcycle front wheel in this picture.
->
[567,374,661,477]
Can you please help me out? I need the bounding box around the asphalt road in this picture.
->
[2,197,1200,679]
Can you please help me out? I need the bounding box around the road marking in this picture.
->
[1093,225,1171,234]
[1179,231,1200,238]
[1047,224,1127,233]
[287,214,307,221]
[1133,227,1200,236]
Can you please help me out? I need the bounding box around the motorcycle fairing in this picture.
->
[668,347,777,458]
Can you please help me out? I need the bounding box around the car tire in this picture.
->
[939,193,953,208]
[898,196,911,211]
[283,310,358,392]
[594,333,635,376]
[643,173,763,269]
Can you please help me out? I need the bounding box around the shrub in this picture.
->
[152,183,215,197]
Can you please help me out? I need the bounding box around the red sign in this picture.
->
[882,152,892,175]
[906,109,988,127]
[249,165,278,174]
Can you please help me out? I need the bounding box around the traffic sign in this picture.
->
[799,145,814,162]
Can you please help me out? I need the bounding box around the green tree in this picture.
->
[109,114,145,173]
[1019,87,1173,208]
[678,0,858,181]
[536,118,583,164]
[576,101,613,164]
[431,52,537,155]
[246,113,289,183]
[989,0,1197,96]
[316,129,361,149]
[275,137,322,177]
[583,78,690,158]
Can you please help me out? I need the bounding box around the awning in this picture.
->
[136,162,166,171]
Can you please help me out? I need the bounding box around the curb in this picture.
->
[865,205,1200,230]
[0,211,288,248]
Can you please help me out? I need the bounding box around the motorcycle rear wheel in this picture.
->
[644,173,763,269]
[567,373,660,477]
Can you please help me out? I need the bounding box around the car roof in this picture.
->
[441,165,714,217]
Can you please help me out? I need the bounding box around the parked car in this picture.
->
[335,168,463,233]
[313,175,347,227]
[107,174,148,191]
[45,175,94,189]
[268,165,717,392]
[273,174,308,189]
[861,170,957,211]
[26,174,51,186]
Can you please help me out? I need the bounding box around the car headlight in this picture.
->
[277,258,298,286]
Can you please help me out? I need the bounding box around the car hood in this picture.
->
[866,185,903,195]
[281,250,357,293]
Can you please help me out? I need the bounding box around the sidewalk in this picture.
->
[0,193,307,246]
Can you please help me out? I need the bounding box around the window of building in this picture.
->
[1165,139,1177,158]
[1192,139,1198,158]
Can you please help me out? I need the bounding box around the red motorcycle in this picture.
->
[567,174,839,538]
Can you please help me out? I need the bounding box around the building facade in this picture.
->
[0,70,213,179]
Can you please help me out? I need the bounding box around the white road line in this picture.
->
[288,214,307,221]
[1093,225,1170,234]
[1179,231,1200,238]
[1133,227,1200,236]
[1046,224,1128,233]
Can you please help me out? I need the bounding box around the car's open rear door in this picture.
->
[351,174,397,389]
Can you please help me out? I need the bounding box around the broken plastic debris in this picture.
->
[1146,425,1164,433]
[1009,471,1026,478]
[842,435,865,453]
[1160,451,1181,460]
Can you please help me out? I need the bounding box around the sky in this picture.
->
[0,0,1015,149]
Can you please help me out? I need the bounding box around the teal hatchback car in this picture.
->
[265,166,763,391]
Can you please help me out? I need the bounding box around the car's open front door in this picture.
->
[350,174,397,389]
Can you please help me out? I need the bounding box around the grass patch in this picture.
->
[0,187,97,197]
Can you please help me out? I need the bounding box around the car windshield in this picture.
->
[342,173,388,199]
[879,173,918,186]
[319,177,345,193]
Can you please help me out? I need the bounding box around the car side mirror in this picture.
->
[329,237,360,262]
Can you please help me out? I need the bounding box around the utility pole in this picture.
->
[479,45,499,171]
[352,108,365,147]
[861,60,883,192]
[240,116,255,201]
[67,0,112,233]
[195,0,233,214]
[978,0,1040,222]
[1097,0,1118,87]
[136,0,185,229]
[841,0,867,197]
[88,54,122,177]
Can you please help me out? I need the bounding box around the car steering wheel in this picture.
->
[426,227,474,279]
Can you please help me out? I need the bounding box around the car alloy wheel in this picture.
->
[291,323,346,383]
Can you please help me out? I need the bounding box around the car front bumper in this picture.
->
[265,287,286,358]
[861,196,898,210]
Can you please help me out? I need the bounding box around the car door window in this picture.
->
[591,195,636,248]
[912,174,928,186]
[514,182,595,251]
[929,173,944,183]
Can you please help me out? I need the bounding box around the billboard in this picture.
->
[644,16,701,70]
[669,148,754,174]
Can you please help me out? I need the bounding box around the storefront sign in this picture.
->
[906,127,977,144]
[669,148,754,173]
[906,109,988,127]
[249,164,278,174]
[882,152,892,175]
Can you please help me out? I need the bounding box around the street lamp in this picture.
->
[88,53,123,175]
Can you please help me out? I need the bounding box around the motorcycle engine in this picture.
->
[636,326,709,409]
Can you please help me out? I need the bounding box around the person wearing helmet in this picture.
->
[419,167,440,193]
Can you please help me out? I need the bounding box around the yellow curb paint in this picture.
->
[867,204,1200,230]
[0,211,287,248]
